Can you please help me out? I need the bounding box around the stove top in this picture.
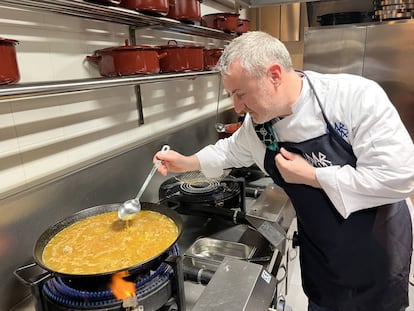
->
[159,177,244,210]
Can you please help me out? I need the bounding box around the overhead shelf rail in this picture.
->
[1,0,236,40]
[0,71,220,101]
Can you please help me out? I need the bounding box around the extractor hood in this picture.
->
[235,0,319,7]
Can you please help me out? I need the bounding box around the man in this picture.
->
[154,31,414,310]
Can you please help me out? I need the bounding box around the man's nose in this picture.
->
[233,98,245,114]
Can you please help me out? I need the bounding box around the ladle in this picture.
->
[214,75,225,133]
[118,145,170,220]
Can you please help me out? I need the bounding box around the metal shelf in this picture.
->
[0,0,227,124]
[1,0,236,41]
[0,71,220,101]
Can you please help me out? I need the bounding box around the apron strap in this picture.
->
[299,70,354,154]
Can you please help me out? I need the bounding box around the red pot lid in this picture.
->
[0,37,19,45]
[159,40,204,49]
[96,39,160,54]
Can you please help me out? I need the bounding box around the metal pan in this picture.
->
[32,202,183,280]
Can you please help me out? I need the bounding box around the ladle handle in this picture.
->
[134,145,170,201]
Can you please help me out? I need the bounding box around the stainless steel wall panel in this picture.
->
[280,3,301,42]
[363,22,414,138]
[303,20,414,139]
[303,25,366,75]
[364,22,414,82]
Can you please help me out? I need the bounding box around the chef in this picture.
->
[154,31,414,311]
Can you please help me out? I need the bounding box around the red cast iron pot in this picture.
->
[0,37,20,85]
[201,13,240,32]
[203,48,223,70]
[86,39,166,77]
[166,0,201,22]
[236,19,250,34]
[158,40,204,72]
[119,0,169,15]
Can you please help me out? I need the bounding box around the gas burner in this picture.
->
[179,180,220,195]
[159,177,243,210]
[38,245,181,311]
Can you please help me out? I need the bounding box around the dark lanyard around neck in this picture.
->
[299,70,334,131]
[300,71,353,150]
[254,70,336,151]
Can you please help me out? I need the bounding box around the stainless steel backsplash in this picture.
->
[0,111,236,310]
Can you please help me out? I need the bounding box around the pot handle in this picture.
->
[86,55,102,63]
[167,40,178,46]
[215,15,226,28]
[157,52,168,60]
[212,50,223,57]
[14,262,53,286]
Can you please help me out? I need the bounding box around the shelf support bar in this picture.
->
[134,85,144,125]
[128,26,144,125]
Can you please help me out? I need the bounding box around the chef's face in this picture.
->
[223,60,278,124]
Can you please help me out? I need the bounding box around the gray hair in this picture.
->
[216,31,293,79]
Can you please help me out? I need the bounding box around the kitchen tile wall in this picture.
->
[0,2,238,199]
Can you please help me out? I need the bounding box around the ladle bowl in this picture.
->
[215,122,226,133]
[118,145,170,220]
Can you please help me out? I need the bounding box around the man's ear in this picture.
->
[267,64,282,86]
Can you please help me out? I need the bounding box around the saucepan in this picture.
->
[86,39,167,77]
[201,13,240,32]
[158,40,204,72]
[166,0,201,22]
[0,37,20,85]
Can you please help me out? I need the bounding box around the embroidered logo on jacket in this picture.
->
[334,122,349,139]
[304,152,332,167]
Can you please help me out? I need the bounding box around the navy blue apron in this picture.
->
[256,73,412,310]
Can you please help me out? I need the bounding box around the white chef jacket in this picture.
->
[196,71,414,219]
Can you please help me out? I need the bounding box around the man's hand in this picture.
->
[153,150,200,176]
[275,147,320,188]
